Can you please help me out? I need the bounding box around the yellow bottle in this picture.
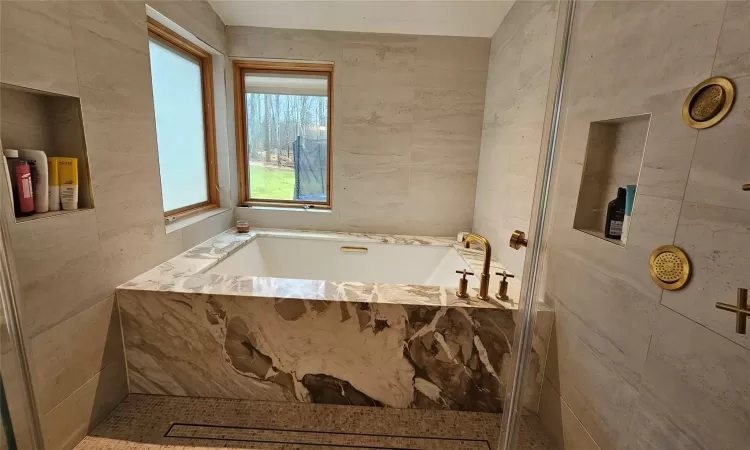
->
[49,157,78,211]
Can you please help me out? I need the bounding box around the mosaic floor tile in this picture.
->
[74,394,556,450]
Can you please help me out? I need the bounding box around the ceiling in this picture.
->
[207,1,514,38]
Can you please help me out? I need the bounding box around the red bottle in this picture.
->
[15,162,34,217]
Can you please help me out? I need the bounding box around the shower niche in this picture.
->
[0,83,94,222]
[573,114,651,246]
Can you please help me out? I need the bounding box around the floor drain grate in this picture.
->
[165,423,492,449]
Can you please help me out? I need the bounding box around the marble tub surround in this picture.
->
[117,228,552,413]
[118,289,545,413]
[119,228,520,309]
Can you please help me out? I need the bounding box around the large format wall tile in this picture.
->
[544,295,639,450]
[0,1,79,96]
[712,0,750,79]
[40,358,128,450]
[228,26,342,62]
[70,1,186,288]
[626,307,750,450]
[538,379,601,450]
[147,0,227,53]
[630,88,699,201]
[69,1,152,99]
[683,74,750,212]
[0,326,34,450]
[8,210,109,337]
[30,296,123,415]
[179,209,234,251]
[545,247,657,388]
[662,202,750,350]
[564,1,725,105]
[407,167,477,235]
[472,0,558,276]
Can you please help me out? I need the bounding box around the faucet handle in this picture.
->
[495,270,514,281]
[495,271,514,301]
[455,270,474,299]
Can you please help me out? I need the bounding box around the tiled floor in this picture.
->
[75,395,556,450]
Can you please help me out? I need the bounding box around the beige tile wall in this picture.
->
[536,1,750,450]
[0,1,232,449]
[230,27,490,236]
[0,1,79,97]
[472,1,560,276]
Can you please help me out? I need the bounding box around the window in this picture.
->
[147,18,218,218]
[233,61,333,209]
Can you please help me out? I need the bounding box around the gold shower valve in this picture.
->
[649,245,691,290]
[716,288,749,335]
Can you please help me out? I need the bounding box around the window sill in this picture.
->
[241,205,333,214]
[166,207,230,234]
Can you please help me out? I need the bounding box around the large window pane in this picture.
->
[244,72,329,204]
[149,38,208,213]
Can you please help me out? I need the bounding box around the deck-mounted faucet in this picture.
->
[463,233,492,300]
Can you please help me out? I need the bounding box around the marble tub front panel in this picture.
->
[118,290,544,413]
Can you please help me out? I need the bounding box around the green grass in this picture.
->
[249,165,295,200]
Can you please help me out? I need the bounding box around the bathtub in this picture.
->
[206,235,477,288]
[121,228,519,306]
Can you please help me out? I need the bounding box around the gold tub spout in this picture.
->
[464,233,492,300]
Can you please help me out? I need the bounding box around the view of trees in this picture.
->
[245,93,328,168]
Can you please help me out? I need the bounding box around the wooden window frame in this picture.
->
[233,60,333,210]
[147,18,219,219]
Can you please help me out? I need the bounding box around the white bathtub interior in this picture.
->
[207,236,477,288]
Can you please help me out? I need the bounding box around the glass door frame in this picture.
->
[496,1,577,448]
[1,201,45,449]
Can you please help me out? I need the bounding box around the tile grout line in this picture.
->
[541,375,603,450]
[660,302,750,354]
[43,357,121,419]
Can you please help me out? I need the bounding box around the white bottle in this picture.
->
[18,149,49,213]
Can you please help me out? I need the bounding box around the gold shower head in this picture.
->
[649,245,691,291]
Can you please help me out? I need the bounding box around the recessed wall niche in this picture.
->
[573,114,651,246]
[1,83,93,222]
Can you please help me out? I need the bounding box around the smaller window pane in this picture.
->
[244,72,329,204]
[149,38,208,213]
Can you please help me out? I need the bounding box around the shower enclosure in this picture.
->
[499,0,750,449]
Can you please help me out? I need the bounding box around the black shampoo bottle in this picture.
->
[605,187,626,239]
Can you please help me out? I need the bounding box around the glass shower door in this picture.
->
[1,193,44,450]
[499,1,750,449]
